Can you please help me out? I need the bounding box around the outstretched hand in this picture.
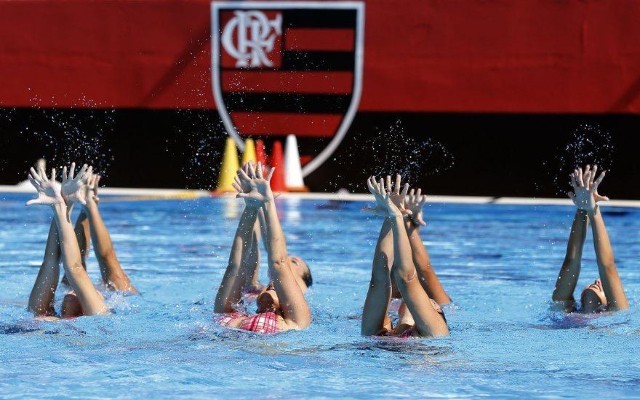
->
[366,176,402,218]
[61,163,92,206]
[26,166,64,207]
[406,188,427,226]
[362,174,411,217]
[233,162,275,208]
[569,165,609,212]
[86,173,101,205]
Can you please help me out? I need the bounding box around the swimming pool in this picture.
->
[1,194,639,398]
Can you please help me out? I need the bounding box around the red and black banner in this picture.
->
[212,2,364,175]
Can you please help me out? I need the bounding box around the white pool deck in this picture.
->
[2,183,640,208]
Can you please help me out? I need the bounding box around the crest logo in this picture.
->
[212,2,365,176]
[221,11,283,68]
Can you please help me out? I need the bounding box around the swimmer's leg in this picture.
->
[28,220,61,316]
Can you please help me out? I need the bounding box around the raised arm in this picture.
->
[551,208,588,308]
[361,209,393,336]
[237,163,311,329]
[404,189,451,305]
[582,167,629,310]
[82,174,137,293]
[28,220,61,316]
[214,181,261,312]
[369,177,449,337]
[27,165,107,316]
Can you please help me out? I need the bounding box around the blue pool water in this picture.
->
[1,194,639,398]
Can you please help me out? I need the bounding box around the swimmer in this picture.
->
[361,175,449,338]
[214,162,312,333]
[552,165,629,313]
[27,163,108,317]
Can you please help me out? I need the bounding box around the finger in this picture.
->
[394,174,401,194]
[49,168,56,182]
[417,217,427,226]
[418,195,427,207]
[366,177,375,194]
[570,172,578,190]
[25,199,42,206]
[567,191,575,202]
[77,164,89,180]
[385,175,392,193]
[265,166,275,181]
[62,166,68,181]
[29,167,42,184]
[238,168,251,181]
[400,183,409,198]
[584,169,592,190]
[593,170,606,190]
[95,175,101,187]
[576,168,584,187]
[590,165,597,185]
[37,164,47,181]
[69,162,76,179]
[255,163,263,180]
[379,177,385,194]
[232,182,242,193]
[247,162,256,179]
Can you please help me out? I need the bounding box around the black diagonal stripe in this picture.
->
[282,51,354,71]
[222,93,352,114]
[283,9,357,28]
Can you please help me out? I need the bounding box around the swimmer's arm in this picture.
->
[552,210,588,306]
[83,199,137,293]
[390,214,449,337]
[262,199,311,329]
[62,210,90,286]
[362,218,393,336]
[53,203,107,315]
[214,206,260,313]
[246,212,264,290]
[404,220,450,305]
[590,207,629,310]
[28,220,61,316]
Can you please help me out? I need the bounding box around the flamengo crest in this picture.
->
[211,1,365,176]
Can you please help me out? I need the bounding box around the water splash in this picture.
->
[331,119,454,190]
[19,96,115,176]
[549,123,614,196]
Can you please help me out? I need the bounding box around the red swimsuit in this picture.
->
[217,311,280,334]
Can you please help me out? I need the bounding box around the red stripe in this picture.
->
[221,71,353,95]
[284,28,355,52]
[231,112,342,137]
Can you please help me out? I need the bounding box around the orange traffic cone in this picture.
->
[255,139,267,166]
[270,140,286,192]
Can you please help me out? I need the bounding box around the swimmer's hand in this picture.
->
[366,176,403,218]
[234,162,275,208]
[569,165,608,212]
[84,173,101,205]
[386,174,411,215]
[405,188,427,227]
[26,166,64,207]
[61,163,91,206]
